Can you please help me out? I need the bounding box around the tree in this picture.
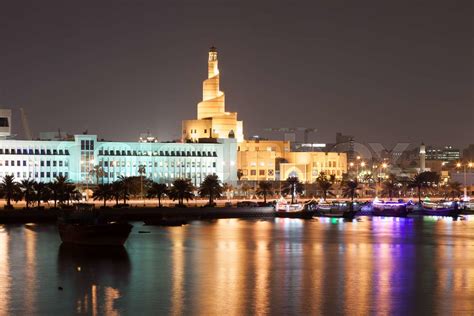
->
[445,182,462,200]
[198,175,222,206]
[90,165,105,184]
[0,175,19,208]
[381,174,399,201]
[111,181,123,206]
[256,181,273,203]
[147,182,168,207]
[408,171,440,203]
[342,180,360,206]
[281,176,304,204]
[168,178,195,206]
[240,182,252,198]
[49,175,68,208]
[93,184,113,207]
[64,184,80,205]
[315,172,333,201]
[19,179,36,209]
[117,176,133,204]
[33,182,50,208]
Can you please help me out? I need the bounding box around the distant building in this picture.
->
[463,144,474,161]
[426,146,460,161]
[0,109,12,138]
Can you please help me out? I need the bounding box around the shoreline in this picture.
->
[0,206,473,224]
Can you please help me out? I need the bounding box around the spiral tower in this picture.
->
[197,47,226,119]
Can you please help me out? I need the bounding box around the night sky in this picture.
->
[0,0,472,148]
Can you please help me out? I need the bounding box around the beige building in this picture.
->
[182,47,244,142]
[238,139,347,182]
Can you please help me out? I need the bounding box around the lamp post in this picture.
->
[457,162,473,199]
[138,164,146,206]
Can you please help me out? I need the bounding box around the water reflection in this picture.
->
[0,225,10,315]
[0,218,473,314]
[57,244,130,315]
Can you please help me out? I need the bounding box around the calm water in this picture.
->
[1,217,474,315]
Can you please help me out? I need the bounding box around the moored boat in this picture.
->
[421,201,459,217]
[314,201,359,220]
[372,200,408,217]
[274,199,315,219]
[58,204,133,246]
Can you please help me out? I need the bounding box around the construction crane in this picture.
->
[263,127,317,144]
[20,108,32,140]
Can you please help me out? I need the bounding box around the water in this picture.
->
[1,217,474,315]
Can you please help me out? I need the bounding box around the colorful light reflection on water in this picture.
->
[0,217,472,314]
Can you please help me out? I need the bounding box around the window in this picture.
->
[250,170,256,176]
[259,170,265,176]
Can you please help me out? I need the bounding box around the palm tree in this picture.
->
[33,182,50,208]
[49,175,68,208]
[147,182,168,207]
[168,178,195,207]
[0,175,18,208]
[19,179,36,209]
[93,184,113,207]
[315,172,333,201]
[281,176,304,204]
[111,181,123,206]
[342,180,360,210]
[381,174,399,201]
[446,182,462,200]
[64,184,81,205]
[90,165,105,184]
[198,175,222,206]
[240,182,252,198]
[408,171,440,203]
[256,181,273,204]
[118,176,133,204]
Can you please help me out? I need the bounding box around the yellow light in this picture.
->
[349,162,354,167]
[357,156,361,160]
[469,162,473,168]
[361,162,366,167]
[456,163,461,168]
[382,163,387,168]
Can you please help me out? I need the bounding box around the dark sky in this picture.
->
[0,0,472,148]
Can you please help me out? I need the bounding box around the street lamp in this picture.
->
[457,162,472,200]
[138,164,146,206]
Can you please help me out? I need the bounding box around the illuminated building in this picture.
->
[182,47,244,142]
[0,121,237,186]
[238,139,347,182]
[0,109,11,138]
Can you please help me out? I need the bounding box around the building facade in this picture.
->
[237,139,347,182]
[0,135,237,186]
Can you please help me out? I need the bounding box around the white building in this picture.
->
[0,134,237,186]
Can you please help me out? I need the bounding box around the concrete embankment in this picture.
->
[0,206,276,223]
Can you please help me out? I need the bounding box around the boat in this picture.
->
[274,198,315,219]
[315,201,359,220]
[371,200,408,217]
[421,201,459,217]
[57,204,133,246]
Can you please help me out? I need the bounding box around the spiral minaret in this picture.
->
[197,47,226,120]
